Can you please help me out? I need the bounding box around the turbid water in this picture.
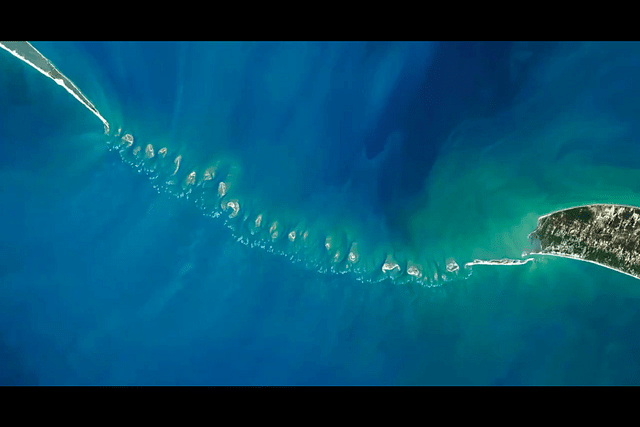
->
[3,42,640,385]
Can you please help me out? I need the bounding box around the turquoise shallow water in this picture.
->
[2,42,640,385]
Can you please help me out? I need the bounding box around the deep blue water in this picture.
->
[3,42,640,385]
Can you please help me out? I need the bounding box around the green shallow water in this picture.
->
[8,41,640,286]
[3,42,640,384]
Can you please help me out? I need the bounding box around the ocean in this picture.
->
[2,41,640,385]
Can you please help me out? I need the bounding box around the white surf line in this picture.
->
[0,41,110,135]
[533,203,640,223]
[464,258,534,269]
[528,251,640,281]
[10,41,626,282]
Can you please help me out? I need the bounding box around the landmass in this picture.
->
[4,42,638,282]
[0,41,109,134]
[464,258,534,269]
[527,204,640,280]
